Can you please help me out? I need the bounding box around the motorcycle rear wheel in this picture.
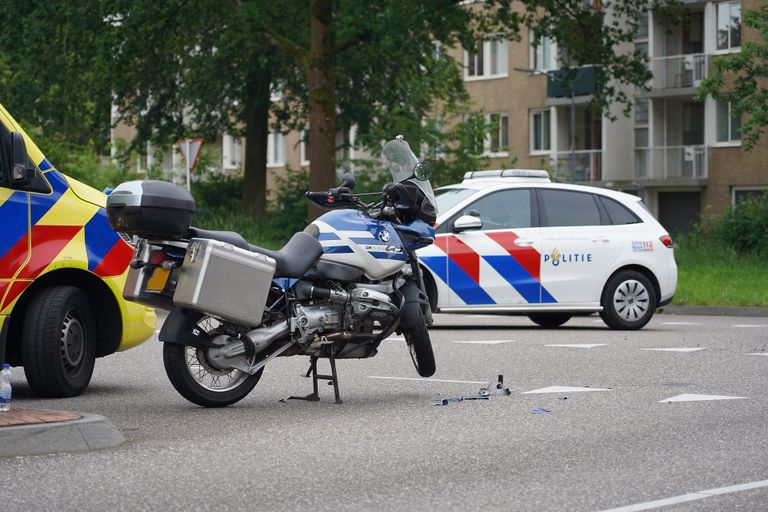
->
[163,343,263,407]
[403,319,436,378]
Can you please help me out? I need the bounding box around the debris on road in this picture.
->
[434,374,511,406]
[531,407,551,414]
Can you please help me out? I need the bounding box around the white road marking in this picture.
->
[748,353,768,356]
[595,478,768,512]
[522,385,610,394]
[546,343,607,349]
[733,324,767,328]
[386,336,405,341]
[661,321,700,326]
[368,376,488,385]
[466,314,502,319]
[452,339,516,345]
[642,348,706,353]
[660,393,747,403]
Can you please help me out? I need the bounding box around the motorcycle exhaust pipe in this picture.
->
[208,321,290,368]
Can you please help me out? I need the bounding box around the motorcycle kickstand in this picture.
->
[288,348,342,404]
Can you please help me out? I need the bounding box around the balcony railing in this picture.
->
[634,146,708,180]
[552,149,602,182]
[649,54,708,90]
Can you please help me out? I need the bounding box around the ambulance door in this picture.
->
[0,122,30,305]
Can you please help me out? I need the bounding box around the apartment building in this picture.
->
[114,0,765,233]
[454,0,767,233]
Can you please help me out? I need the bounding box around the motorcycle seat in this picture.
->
[248,232,323,278]
[186,227,249,250]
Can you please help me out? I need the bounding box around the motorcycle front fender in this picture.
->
[398,280,428,330]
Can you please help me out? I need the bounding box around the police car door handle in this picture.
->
[592,237,610,243]
[514,238,535,247]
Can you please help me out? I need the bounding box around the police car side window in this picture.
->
[598,196,641,225]
[541,189,601,227]
[462,189,532,230]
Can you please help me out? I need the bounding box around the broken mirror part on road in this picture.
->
[433,374,512,406]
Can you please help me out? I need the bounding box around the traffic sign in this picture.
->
[177,138,204,191]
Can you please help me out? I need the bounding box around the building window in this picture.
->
[267,130,285,167]
[222,133,241,169]
[488,113,509,154]
[716,1,741,52]
[634,99,649,148]
[530,32,554,71]
[716,99,741,143]
[465,38,508,79]
[732,188,768,206]
[530,109,551,153]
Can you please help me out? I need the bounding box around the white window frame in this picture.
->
[529,31,557,71]
[464,37,508,81]
[714,98,742,146]
[299,130,309,167]
[267,130,285,167]
[484,112,509,157]
[732,186,768,207]
[222,132,242,169]
[529,109,551,155]
[714,1,741,54]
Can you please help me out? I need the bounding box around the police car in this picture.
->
[417,170,677,330]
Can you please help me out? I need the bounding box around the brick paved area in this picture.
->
[0,408,81,427]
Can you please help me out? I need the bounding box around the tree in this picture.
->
[105,0,305,216]
[698,6,768,150]
[0,2,114,151]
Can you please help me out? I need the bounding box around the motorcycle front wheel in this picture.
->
[163,343,263,407]
[403,319,436,378]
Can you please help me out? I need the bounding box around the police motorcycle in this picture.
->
[106,136,437,407]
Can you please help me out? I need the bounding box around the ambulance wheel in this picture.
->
[600,270,656,330]
[527,313,572,328]
[22,286,96,398]
[404,319,436,378]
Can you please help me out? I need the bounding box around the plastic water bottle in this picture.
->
[0,363,11,412]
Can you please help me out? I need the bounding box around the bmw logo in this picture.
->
[378,230,392,243]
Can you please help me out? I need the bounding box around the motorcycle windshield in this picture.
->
[381,138,437,213]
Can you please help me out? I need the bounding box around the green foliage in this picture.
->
[682,193,768,255]
[191,170,311,249]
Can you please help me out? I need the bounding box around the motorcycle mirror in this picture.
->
[340,172,356,190]
[413,161,433,181]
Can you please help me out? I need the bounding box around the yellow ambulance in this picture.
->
[0,101,155,397]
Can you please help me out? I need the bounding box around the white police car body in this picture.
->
[417,170,677,330]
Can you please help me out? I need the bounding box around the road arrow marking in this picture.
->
[660,393,747,403]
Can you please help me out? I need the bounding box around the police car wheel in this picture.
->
[21,286,96,398]
[600,270,656,330]
[527,313,572,328]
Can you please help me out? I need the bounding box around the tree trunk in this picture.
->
[307,0,337,220]
[242,63,272,217]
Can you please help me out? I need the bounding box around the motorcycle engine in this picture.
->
[291,286,397,345]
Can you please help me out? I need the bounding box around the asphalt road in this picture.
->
[2,312,768,512]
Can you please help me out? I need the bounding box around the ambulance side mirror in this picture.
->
[11,132,35,186]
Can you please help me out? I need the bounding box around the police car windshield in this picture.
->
[434,187,476,214]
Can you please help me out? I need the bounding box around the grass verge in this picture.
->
[673,239,768,307]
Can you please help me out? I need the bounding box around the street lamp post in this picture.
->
[514,67,576,179]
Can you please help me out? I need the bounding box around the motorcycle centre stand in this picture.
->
[288,345,342,404]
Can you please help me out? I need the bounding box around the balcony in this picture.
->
[648,54,708,92]
[634,146,708,181]
[547,66,598,98]
[552,149,603,182]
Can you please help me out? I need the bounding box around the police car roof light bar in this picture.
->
[463,169,550,180]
